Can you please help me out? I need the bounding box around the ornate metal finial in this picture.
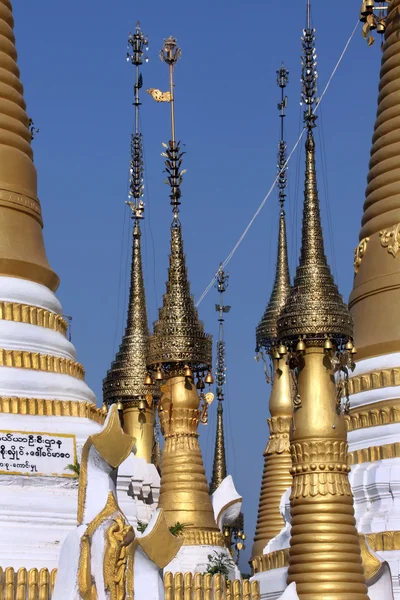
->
[126,22,149,221]
[277,64,289,211]
[256,66,291,353]
[147,36,212,374]
[210,266,230,494]
[215,266,230,402]
[359,1,389,46]
[301,4,318,131]
[157,36,186,221]
[277,3,353,347]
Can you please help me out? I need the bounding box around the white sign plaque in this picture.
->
[0,430,76,477]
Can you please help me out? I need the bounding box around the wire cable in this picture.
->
[195,19,359,308]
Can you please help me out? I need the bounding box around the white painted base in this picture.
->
[251,567,288,600]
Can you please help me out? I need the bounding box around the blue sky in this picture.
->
[14,0,382,569]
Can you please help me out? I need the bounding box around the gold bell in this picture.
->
[377,19,386,34]
[324,338,333,351]
[278,344,287,357]
[351,346,357,355]
[296,339,306,353]
[144,373,153,386]
[116,401,124,411]
[369,16,377,30]
[155,367,164,381]
[184,364,194,379]
[345,340,353,351]
[272,349,280,360]
[205,371,214,384]
[138,398,147,411]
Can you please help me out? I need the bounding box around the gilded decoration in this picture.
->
[265,415,291,454]
[0,397,105,423]
[349,442,400,465]
[346,399,400,431]
[0,349,85,380]
[380,223,400,257]
[0,189,42,223]
[147,225,212,369]
[359,534,382,581]
[0,567,57,600]
[251,549,290,574]
[0,302,68,336]
[354,237,370,273]
[366,530,400,552]
[348,366,400,395]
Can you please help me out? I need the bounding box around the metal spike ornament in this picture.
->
[146,36,222,545]
[126,22,149,220]
[103,22,158,463]
[256,65,291,353]
[276,5,369,598]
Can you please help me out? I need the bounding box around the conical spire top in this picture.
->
[256,66,291,351]
[0,0,58,290]
[103,23,158,408]
[148,36,212,371]
[278,6,353,344]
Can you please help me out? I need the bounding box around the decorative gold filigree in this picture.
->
[0,349,85,380]
[0,397,105,423]
[346,400,400,431]
[148,225,212,369]
[164,572,260,600]
[277,130,353,343]
[354,237,370,273]
[251,549,290,574]
[359,534,382,581]
[366,530,400,552]
[0,302,67,336]
[104,514,134,600]
[349,441,400,465]
[380,223,400,257]
[256,210,291,349]
[348,366,400,395]
[265,416,291,454]
[103,221,159,405]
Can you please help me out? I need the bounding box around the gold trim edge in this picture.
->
[0,396,105,424]
[0,301,68,336]
[0,349,85,380]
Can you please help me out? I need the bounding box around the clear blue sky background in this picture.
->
[14,0,382,570]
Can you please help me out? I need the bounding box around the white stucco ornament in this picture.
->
[52,405,182,600]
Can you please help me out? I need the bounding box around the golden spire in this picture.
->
[349,0,400,360]
[256,65,291,351]
[0,0,58,290]
[276,5,368,598]
[252,66,293,566]
[147,36,222,546]
[103,23,158,462]
[209,267,230,495]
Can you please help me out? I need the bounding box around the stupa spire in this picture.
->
[277,4,368,597]
[349,0,400,360]
[103,23,159,462]
[251,66,293,567]
[147,36,222,547]
[209,266,230,495]
[0,0,58,290]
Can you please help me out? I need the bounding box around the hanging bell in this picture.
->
[324,338,333,351]
[278,344,287,357]
[205,371,214,385]
[138,398,147,411]
[101,403,108,414]
[296,339,306,353]
[144,373,153,386]
[345,340,353,352]
[377,19,386,34]
[196,377,205,390]
[184,364,194,379]
[369,16,377,30]
[360,0,373,16]
[272,348,281,360]
[116,401,124,411]
[351,345,357,355]
[155,367,164,381]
